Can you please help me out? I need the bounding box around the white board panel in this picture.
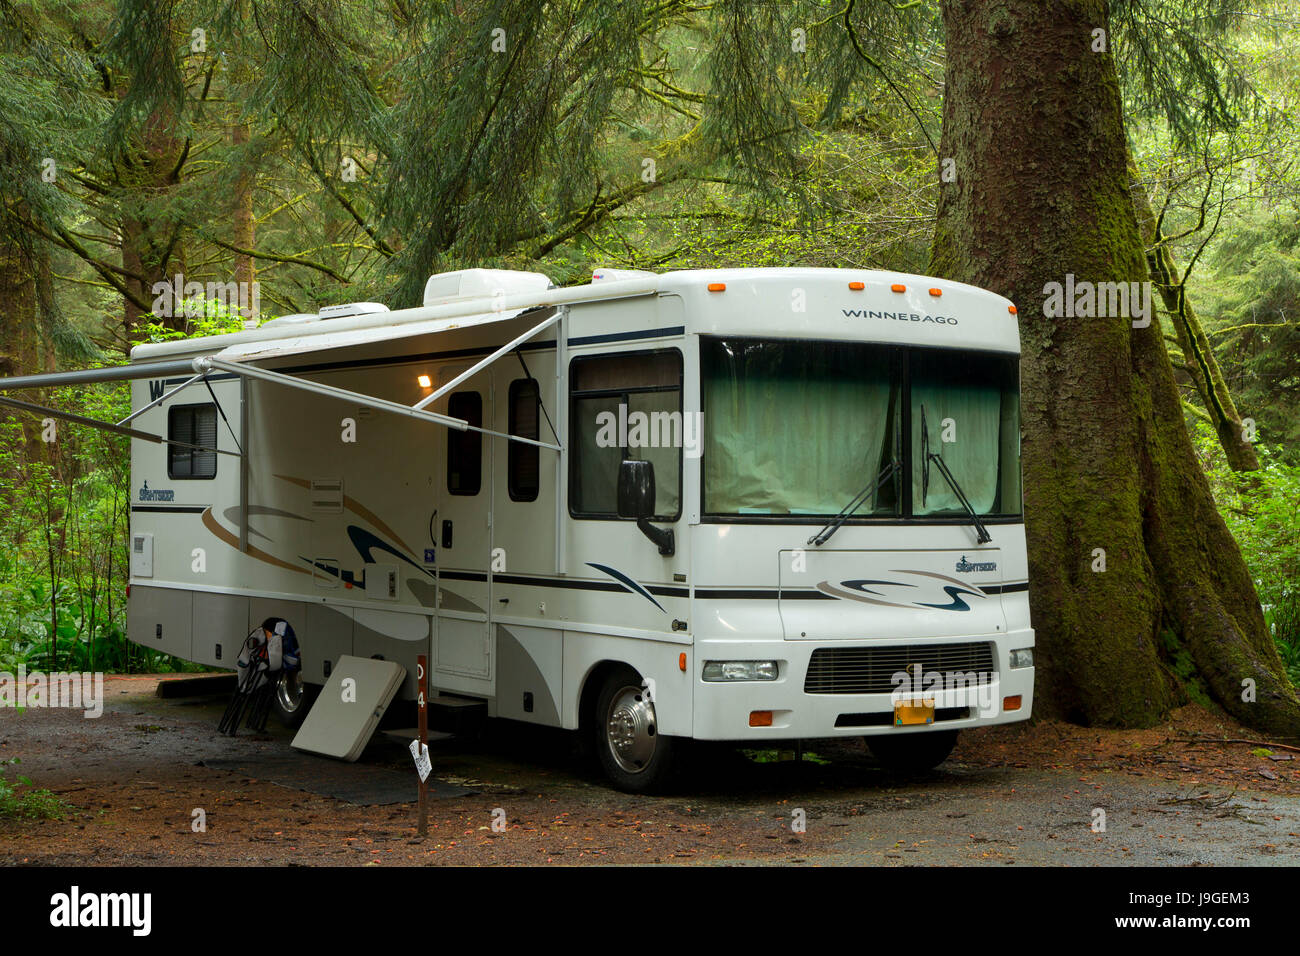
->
[291,655,406,762]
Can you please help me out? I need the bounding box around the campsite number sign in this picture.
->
[414,656,430,836]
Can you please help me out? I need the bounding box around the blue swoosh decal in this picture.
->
[586,563,666,612]
[842,579,915,596]
[916,585,977,612]
[347,525,434,579]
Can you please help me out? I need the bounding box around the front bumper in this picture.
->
[691,628,1034,741]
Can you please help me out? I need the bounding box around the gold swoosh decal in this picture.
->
[202,507,310,575]
[273,474,417,555]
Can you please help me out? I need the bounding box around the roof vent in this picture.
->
[259,313,320,329]
[592,268,656,283]
[422,269,552,308]
[318,302,390,320]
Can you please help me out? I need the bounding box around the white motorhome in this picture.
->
[0,267,1034,791]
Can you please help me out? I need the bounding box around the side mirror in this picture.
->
[617,459,656,519]
[617,459,674,556]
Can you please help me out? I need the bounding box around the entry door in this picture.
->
[433,364,494,694]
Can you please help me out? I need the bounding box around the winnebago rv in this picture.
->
[0,267,1035,792]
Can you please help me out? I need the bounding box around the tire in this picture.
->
[593,667,675,793]
[867,729,958,772]
[271,671,319,729]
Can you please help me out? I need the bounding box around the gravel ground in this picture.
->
[1,675,1297,866]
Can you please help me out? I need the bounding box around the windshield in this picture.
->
[701,337,1021,519]
[911,347,1021,517]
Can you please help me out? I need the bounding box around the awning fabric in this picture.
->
[213,307,538,365]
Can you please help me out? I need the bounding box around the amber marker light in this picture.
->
[679,653,687,672]
[1003,695,1022,711]
[707,282,726,292]
[891,283,906,293]
[848,281,865,290]
[417,374,432,388]
[929,288,942,297]
[1008,305,1018,315]
[749,711,773,727]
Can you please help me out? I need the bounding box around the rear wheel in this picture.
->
[271,671,319,729]
[867,730,958,772]
[594,667,675,793]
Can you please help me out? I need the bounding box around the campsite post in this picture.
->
[417,654,428,837]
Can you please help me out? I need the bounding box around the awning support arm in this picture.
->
[201,356,561,452]
[200,356,470,431]
[116,371,205,426]
[413,310,561,411]
[0,393,240,458]
[515,349,559,444]
[204,378,245,456]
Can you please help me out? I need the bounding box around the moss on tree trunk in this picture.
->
[931,0,1298,735]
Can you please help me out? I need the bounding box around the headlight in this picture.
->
[1009,648,1034,669]
[702,660,779,682]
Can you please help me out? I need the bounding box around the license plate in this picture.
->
[894,700,935,726]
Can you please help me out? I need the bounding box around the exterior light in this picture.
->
[703,661,779,681]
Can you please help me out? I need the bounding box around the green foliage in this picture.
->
[1193,420,1300,684]
[0,758,67,821]
[0,375,201,675]
[139,297,253,343]
[1201,206,1300,455]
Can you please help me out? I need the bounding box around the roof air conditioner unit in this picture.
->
[422,269,552,308]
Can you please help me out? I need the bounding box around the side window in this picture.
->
[168,403,218,479]
[508,378,541,502]
[569,349,682,520]
[446,391,482,495]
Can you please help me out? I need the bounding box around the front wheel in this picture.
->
[594,667,675,793]
[867,730,958,772]
[271,671,319,729]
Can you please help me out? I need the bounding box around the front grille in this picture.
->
[804,642,996,695]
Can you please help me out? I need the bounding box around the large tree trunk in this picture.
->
[231,119,256,300]
[231,123,256,322]
[930,0,1299,736]
[1129,166,1260,472]
[0,236,41,380]
[0,230,53,462]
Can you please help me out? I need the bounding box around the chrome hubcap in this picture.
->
[277,670,304,713]
[605,684,657,773]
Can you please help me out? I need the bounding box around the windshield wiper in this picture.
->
[920,404,992,545]
[808,459,900,547]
